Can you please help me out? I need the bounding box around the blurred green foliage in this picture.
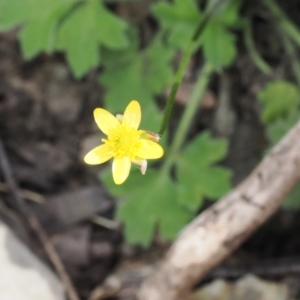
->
[102,169,193,246]
[258,81,300,123]
[1,0,299,242]
[99,35,175,113]
[0,0,242,245]
[0,0,129,77]
[256,0,300,210]
[177,132,231,211]
[153,0,240,70]
[101,131,231,247]
[258,81,300,209]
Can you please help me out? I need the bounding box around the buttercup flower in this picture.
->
[84,100,164,185]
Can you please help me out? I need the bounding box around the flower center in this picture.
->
[103,124,142,159]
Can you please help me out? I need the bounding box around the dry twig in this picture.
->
[138,121,300,300]
[0,181,44,203]
[0,137,80,300]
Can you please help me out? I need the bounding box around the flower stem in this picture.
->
[263,0,300,48]
[158,41,196,136]
[244,18,271,74]
[158,0,226,136]
[281,32,300,88]
[263,0,300,88]
[161,62,213,176]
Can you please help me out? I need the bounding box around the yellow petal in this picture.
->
[136,140,164,159]
[122,100,141,129]
[84,144,113,165]
[112,157,131,185]
[94,108,119,135]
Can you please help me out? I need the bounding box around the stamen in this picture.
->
[116,114,123,122]
[103,125,142,160]
[140,160,147,175]
[132,159,147,175]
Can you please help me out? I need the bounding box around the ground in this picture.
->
[1,1,300,299]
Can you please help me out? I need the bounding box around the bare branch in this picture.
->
[138,121,300,300]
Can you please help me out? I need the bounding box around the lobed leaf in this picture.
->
[152,0,200,48]
[267,109,300,145]
[0,0,79,56]
[177,131,231,211]
[101,170,193,246]
[265,107,300,210]
[20,2,74,58]
[0,0,31,30]
[201,21,236,70]
[180,131,228,166]
[258,81,300,123]
[57,0,129,78]
[152,0,240,69]
[99,37,175,112]
[282,183,300,209]
[0,0,129,78]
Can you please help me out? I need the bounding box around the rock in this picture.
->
[90,241,115,260]
[31,186,113,233]
[189,274,290,300]
[43,64,82,123]
[0,221,65,300]
[54,226,91,267]
[189,279,232,300]
[234,275,289,300]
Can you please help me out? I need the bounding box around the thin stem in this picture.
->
[263,0,300,48]
[263,0,300,88]
[158,0,227,136]
[158,42,196,136]
[244,18,271,74]
[161,62,214,176]
[281,33,300,88]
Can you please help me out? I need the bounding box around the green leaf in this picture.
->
[258,81,300,123]
[267,110,300,145]
[0,0,31,30]
[0,0,79,58]
[99,37,175,112]
[152,0,200,48]
[20,2,75,58]
[102,170,193,246]
[282,182,300,209]
[100,168,148,198]
[217,0,242,26]
[177,170,206,211]
[201,21,236,70]
[57,0,129,78]
[181,131,228,166]
[152,0,239,69]
[261,91,300,210]
[0,0,129,77]
[177,131,231,211]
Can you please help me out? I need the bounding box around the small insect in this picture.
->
[145,131,161,142]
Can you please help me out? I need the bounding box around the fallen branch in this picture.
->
[0,137,80,300]
[138,121,300,300]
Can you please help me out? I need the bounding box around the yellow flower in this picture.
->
[84,100,164,185]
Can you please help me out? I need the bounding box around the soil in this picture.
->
[1,1,300,300]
